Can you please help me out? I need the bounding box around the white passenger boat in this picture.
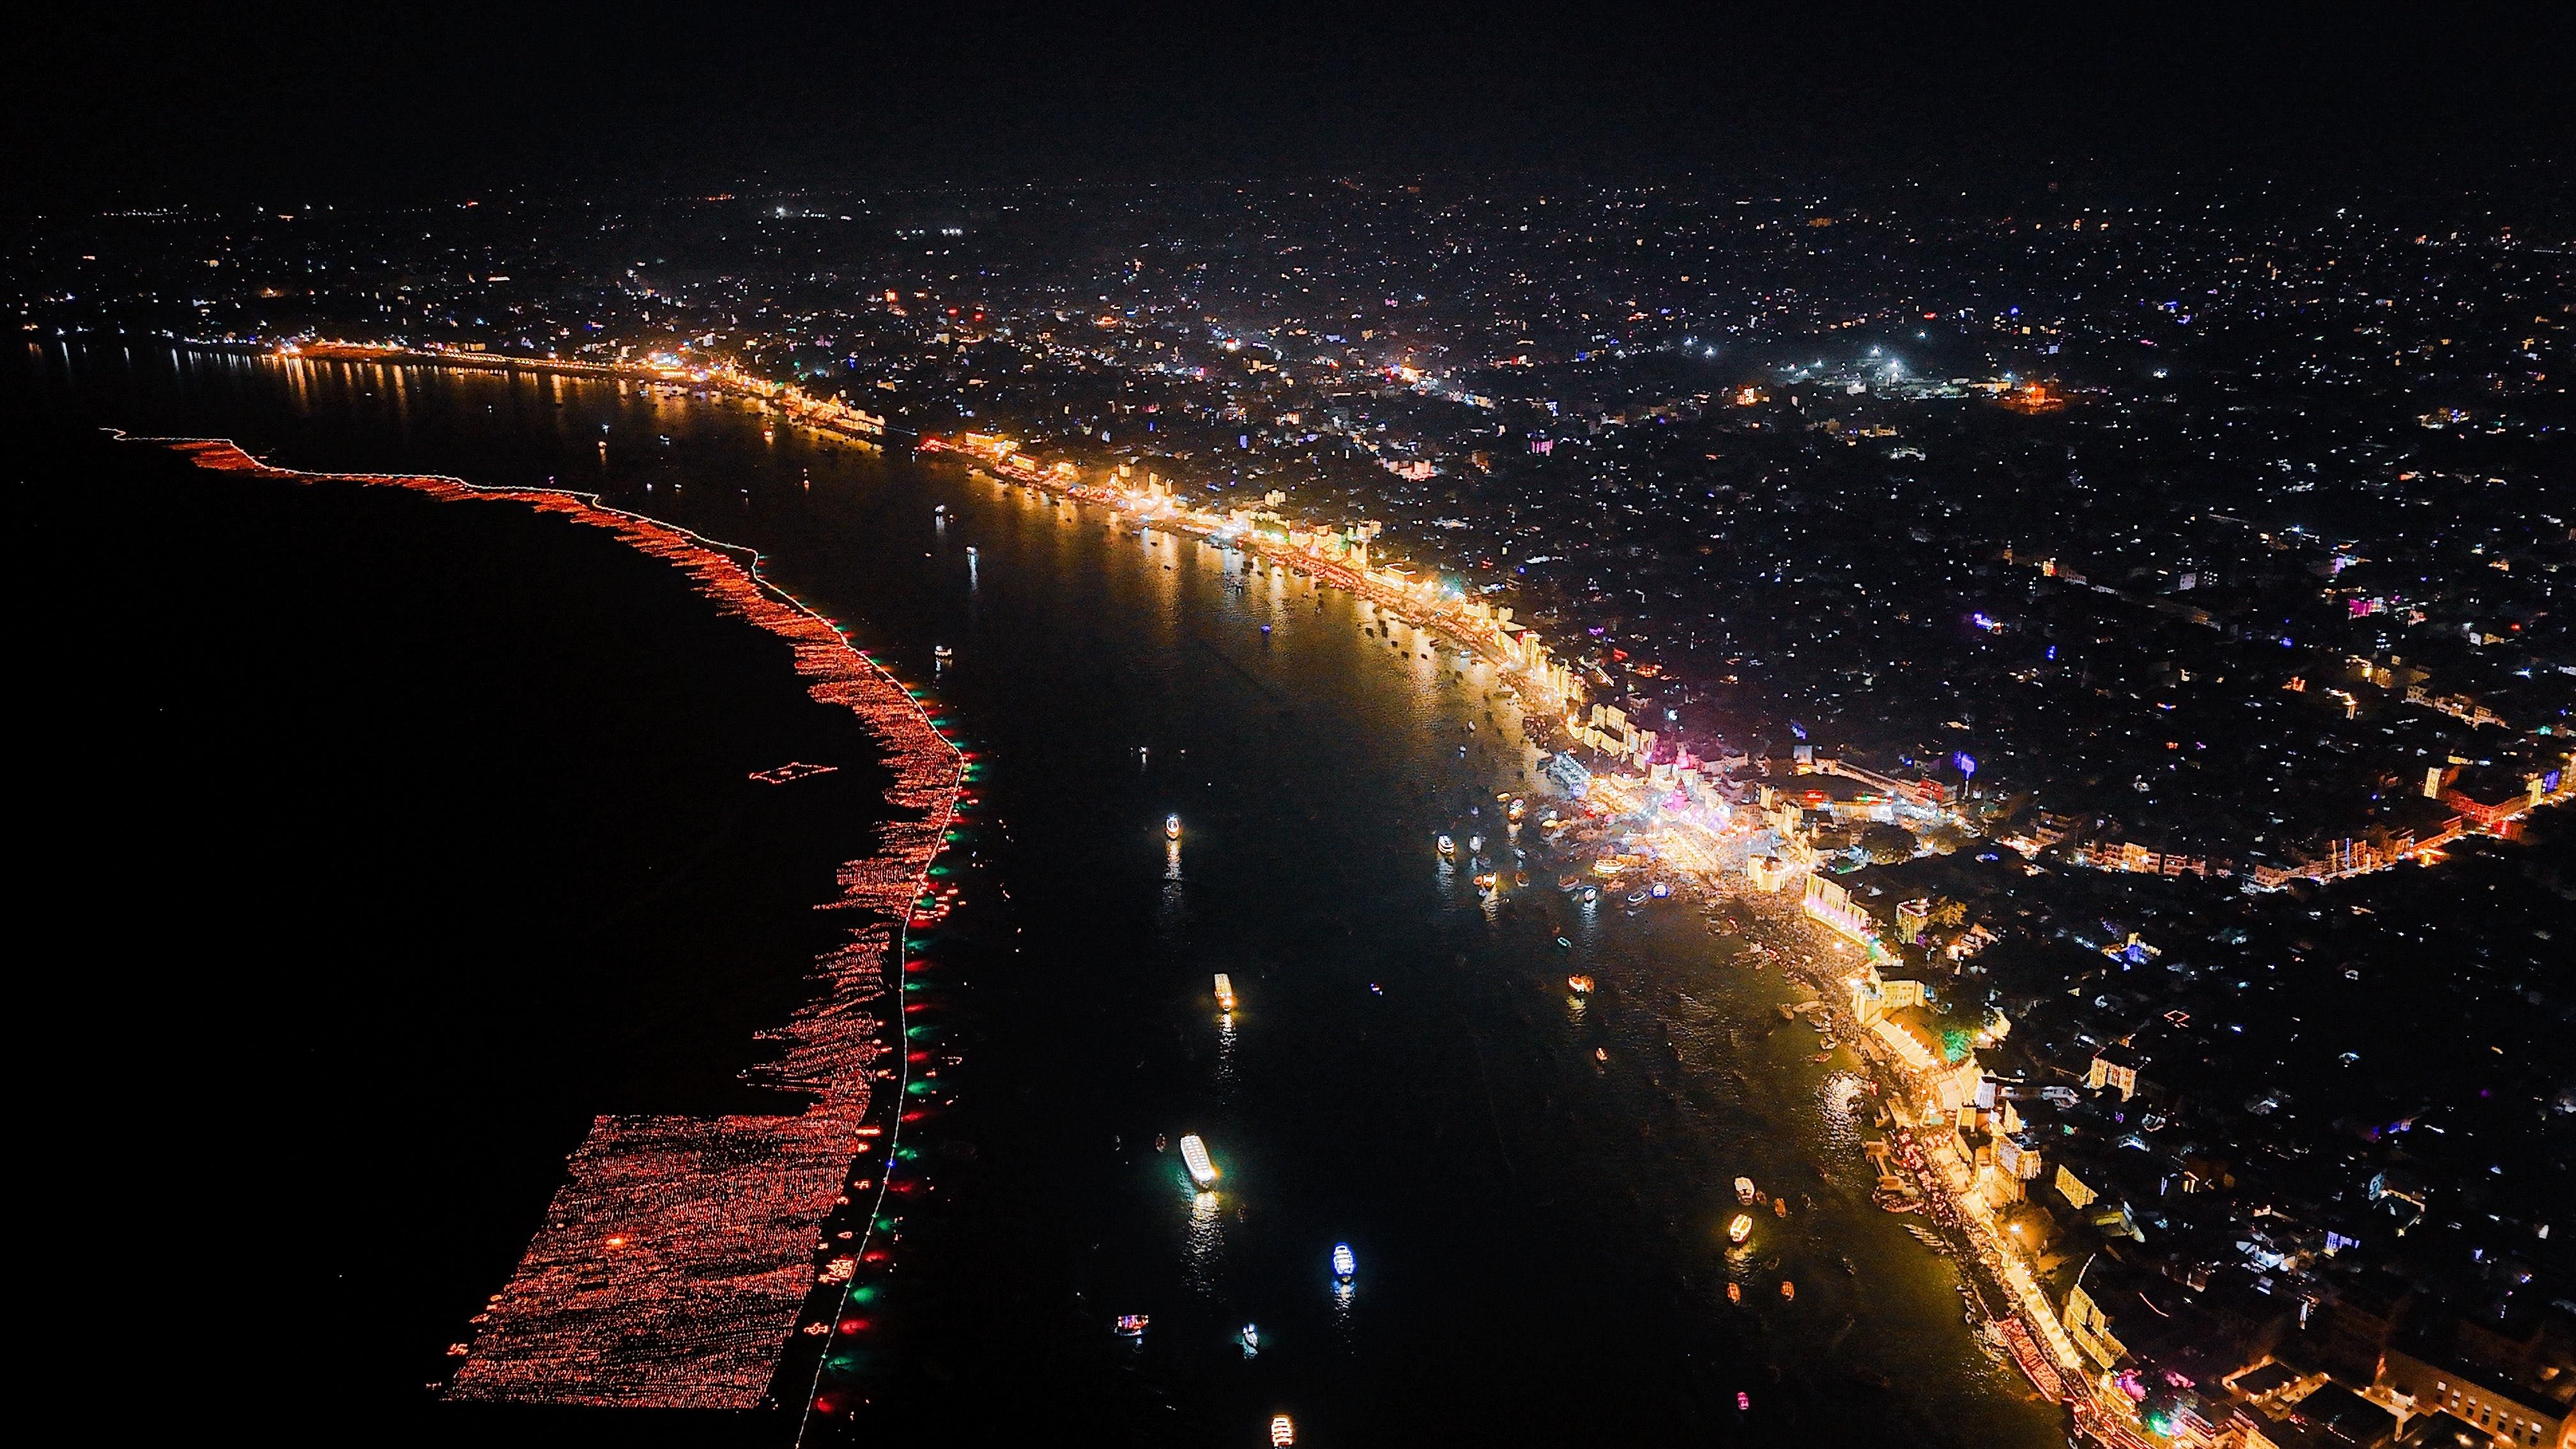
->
[1179,1134,1218,1189]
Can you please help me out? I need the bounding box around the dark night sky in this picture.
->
[8,2,2571,206]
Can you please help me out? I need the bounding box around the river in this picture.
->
[11,342,2063,1447]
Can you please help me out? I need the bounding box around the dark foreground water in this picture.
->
[10,344,2062,1448]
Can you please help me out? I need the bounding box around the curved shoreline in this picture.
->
[122,432,962,1411]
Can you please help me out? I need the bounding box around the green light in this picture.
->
[847,1287,877,1305]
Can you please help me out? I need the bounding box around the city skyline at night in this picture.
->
[8,8,2569,1448]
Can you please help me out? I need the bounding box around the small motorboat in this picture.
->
[1582,886,1599,904]
[1114,1313,1149,1337]
[934,644,954,661]
[1214,973,1237,1012]
[1727,1282,1742,1303]
[1271,1416,1296,1448]
[1650,881,1670,899]
[1728,1214,1753,1245]
[1567,975,1595,995]
[1331,1242,1356,1282]
[1593,1047,1609,1064]
[1774,1197,1789,1219]
[1240,1322,1259,1356]
[1437,833,1456,857]
[1554,936,1573,949]
[1166,814,1182,840]
[1735,1177,1758,1206]
[1626,889,1648,905]
[1781,1280,1796,1303]
[1468,835,1484,854]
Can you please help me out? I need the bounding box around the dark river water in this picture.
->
[12,344,2062,1448]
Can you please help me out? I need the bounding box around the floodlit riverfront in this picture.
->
[15,343,2065,1448]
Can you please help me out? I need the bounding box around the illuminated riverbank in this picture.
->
[131,432,962,1412]
[29,348,2061,1446]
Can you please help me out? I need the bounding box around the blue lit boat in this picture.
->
[1331,1243,1356,1282]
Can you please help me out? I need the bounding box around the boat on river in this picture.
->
[1166,813,1181,839]
[1781,1280,1796,1303]
[1727,1282,1742,1303]
[1331,1242,1356,1282]
[933,643,953,661]
[1214,973,1236,1012]
[1735,1177,1758,1205]
[1728,1213,1753,1245]
[1179,1134,1218,1189]
[1567,975,1595,995]
[1437,833,1455,857]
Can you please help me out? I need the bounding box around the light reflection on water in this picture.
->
[1181,1189,1226,1301]
[1213,1012,1238,1100]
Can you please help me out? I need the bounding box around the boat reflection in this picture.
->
[1183,1189,1225,1299]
